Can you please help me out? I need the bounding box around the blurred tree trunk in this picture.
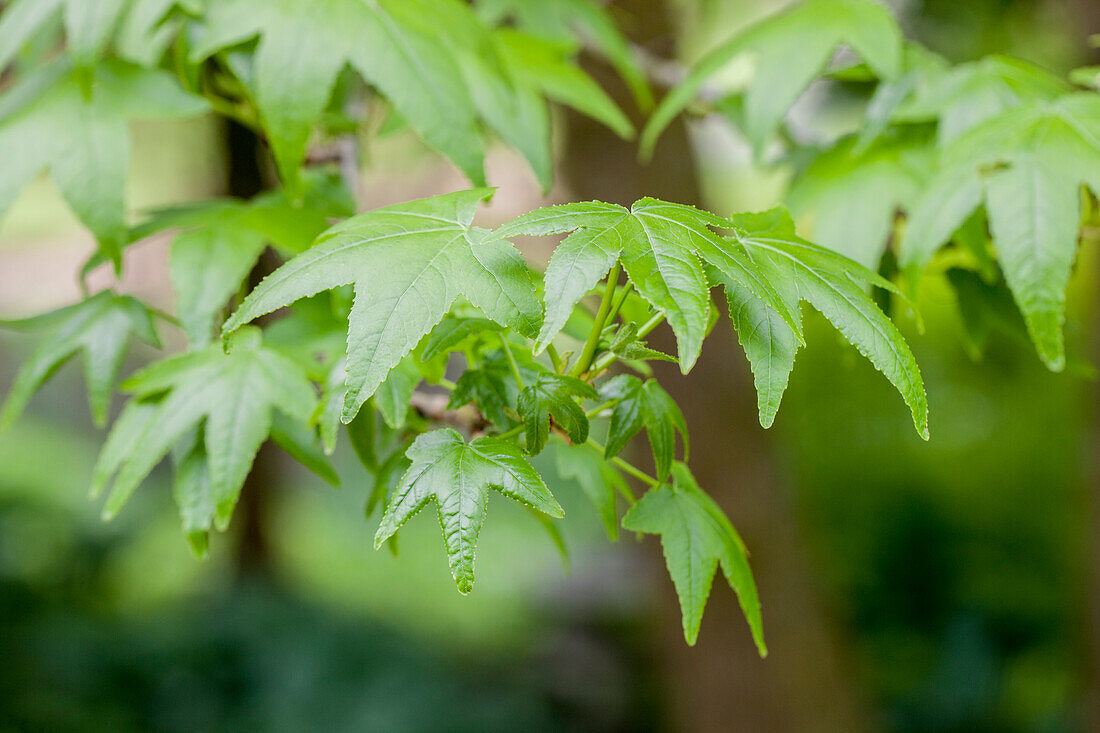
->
[558,2,875,730]
[225,119,277,579]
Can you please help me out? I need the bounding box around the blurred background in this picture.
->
[1,0,1099,731]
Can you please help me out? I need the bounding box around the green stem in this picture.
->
[546,343,564,373]
[605,280,633,324]
[569,262,621,377]
[586,437,659,488]
[438,377,457,391]
[498,334,525,390]
[585,399,618,419]
[591,312,666,373]
[497,424,524,441]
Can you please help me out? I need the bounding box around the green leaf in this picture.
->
[420,314,504,361]
[448,349,539,429]
[382,0,554,189]
[374,428,563,593]
[894,55,1070,144]
[622,462,765,652]
[190,0,487,190]
[64,0,128,70]
[497,198,802,372]
[516,372,597,455]
[495,28,633,140]
[598,375,687,480]
[0,0,64,71]
[786,129,934,269]
[552,439,623,540]
[223,189,543,423]
[476,0,653,111]
[269,411,341,487]
[171,426,216,558]
[641,0,902,157]
[1,291,160,430]
[723,207,929,438]
[92,327,320,530]
[725,282,799,429]
[901,93,1100,371]
[0,59,206,263]
[373,356,422,429]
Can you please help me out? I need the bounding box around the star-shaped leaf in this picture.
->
[516,372,597,455]
[622,462,765,652]
[901,93,1100,370]
[641,0,902,157]
[91,327,320,530]
[223,189,543,423]
[717,208,929,437]
[374,428,563,593]
[495,198,803,372]
[0,59,206,264]
[1,291,160,430]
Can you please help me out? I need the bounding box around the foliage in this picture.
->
[0,0,1094,652]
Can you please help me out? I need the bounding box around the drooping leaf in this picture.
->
[91,327,321,531]
[374,428,564,593]
[0,59,206,263]
[901,93,1100,370]
[495,28,633,140]
[1,291,160,430]
[476,0,653,111]
[189,0,486,190]
[720,207,929,437]
[622,462,765,652]
[598,374,687,480]
[641,0,902,157]
[223,189,543,423]
[516,372,598,455]
[725,282,799,429]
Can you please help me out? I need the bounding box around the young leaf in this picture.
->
[516,373,598,455]
[641,0,902,157]
[901,93,1100,371]
[622,462,765,653]
[223,189,543,423]
[189,0,486,189]
[420,315,504,361]
[599,375,687,480]
[1,291,160,430]
[374,428,564,594]
[0,59,206,264]
[92,327,321,529]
